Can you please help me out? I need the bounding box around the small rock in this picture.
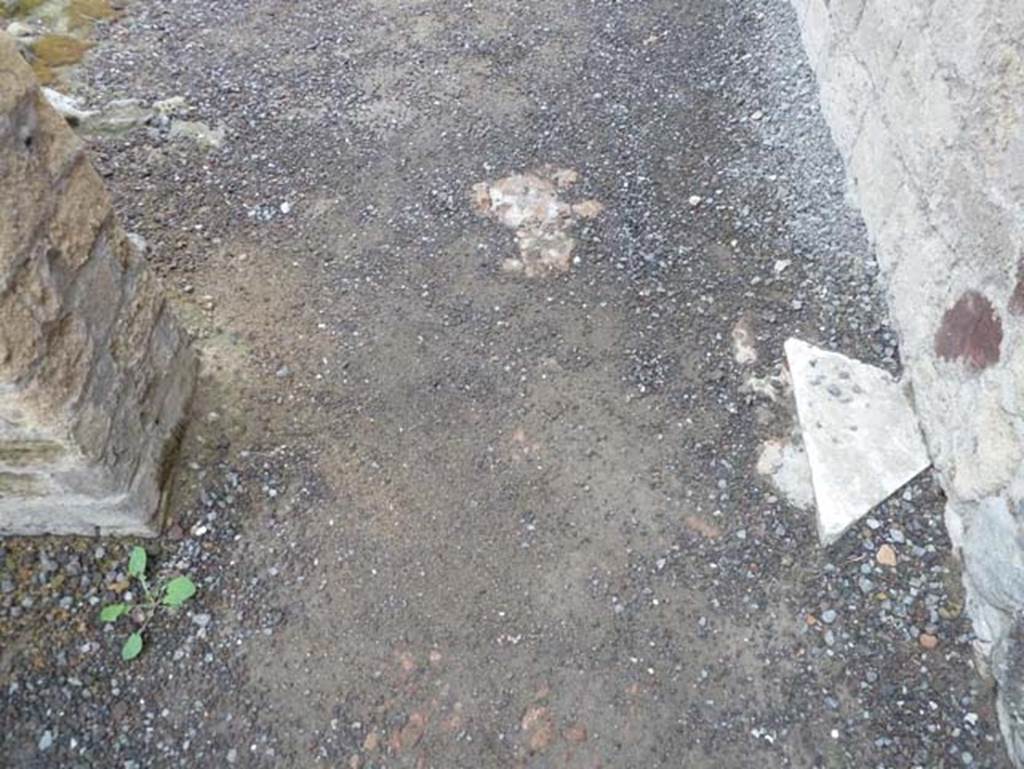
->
[153,96,189,116]
[126,232,148,256]
[42,87,96,125]
[919,633,939,650]
[191,613,211,628]
[227,748,238,764]
[82,99,154,134]
[168,119,225,149]
[688,195,702,207]
[821,609,837,624]
[876,544,897,567]
[6,21,37,46]
[363,731,380,752]
[38,730,53,752]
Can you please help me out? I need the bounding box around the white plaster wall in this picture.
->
[790,0,1024,762]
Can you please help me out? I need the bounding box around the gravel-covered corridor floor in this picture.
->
[0,0,1013,767]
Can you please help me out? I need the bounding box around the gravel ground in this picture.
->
[0,0,1014,767]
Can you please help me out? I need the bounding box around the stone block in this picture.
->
[0,32,196,536]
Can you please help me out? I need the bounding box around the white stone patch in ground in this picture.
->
[785,338,931,545]
[732,316,758,365]
[471,166,603,277]
[756,435,815,510]
[742,364,791,403]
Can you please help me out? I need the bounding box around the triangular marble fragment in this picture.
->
[785,338,931,545]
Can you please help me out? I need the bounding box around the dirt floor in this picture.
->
[0,0,1015,767]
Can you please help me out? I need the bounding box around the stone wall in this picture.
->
[789,0,1024,762]
[0,32,195,536]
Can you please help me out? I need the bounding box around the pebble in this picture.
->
[919,633,939,650]
[821,609,838,624]
[876,544,897,567]
[38,730,53,752]
[192,613,212,628]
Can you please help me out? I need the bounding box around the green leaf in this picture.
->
[127,546,147,578]
[121,632,143,661]
[162,576,197,607]
[100,603,127,622]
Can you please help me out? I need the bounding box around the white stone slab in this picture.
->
[785,338,931,545]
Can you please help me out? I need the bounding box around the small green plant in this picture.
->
[100,546,197,661]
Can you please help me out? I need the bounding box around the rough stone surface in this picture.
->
[785,338,930,544]
[791,0,1024,761]
[0,32,195,536]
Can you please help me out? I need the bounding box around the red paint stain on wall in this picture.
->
[934,290,1002,369]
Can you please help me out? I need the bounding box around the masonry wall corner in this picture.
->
[0,32,196,536]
